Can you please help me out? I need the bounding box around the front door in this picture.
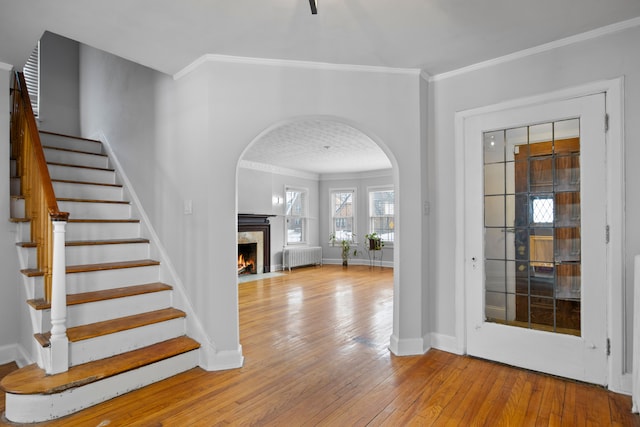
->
[464,93,608,385]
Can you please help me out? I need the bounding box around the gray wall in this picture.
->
[0,66,21,363]
[39,32,80,135]
[238,165,320,270]
[429,25,640,374]
[319,171,394,266]
[79,45,426,358]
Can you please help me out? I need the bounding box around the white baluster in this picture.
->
[48,219,68,374]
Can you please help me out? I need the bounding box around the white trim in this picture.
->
[432,17,640,82]
[389,335,428,356]
[320,169,392,181]
[0,343,30,368]
[238,159,319,181]
[0,62,12,72]
[90,130,238,372]
[174,53,422,81]
[429,333,462,355]
[454,78,626,391]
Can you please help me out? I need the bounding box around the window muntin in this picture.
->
[286,187,308,244]
[331,189,355,242]
[368,188,395,242]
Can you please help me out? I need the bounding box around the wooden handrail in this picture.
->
[11,71,69,302]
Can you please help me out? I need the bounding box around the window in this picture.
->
[368,187,395,243]
[285,187,308,244]
[532,197,554,224]
[330,189,355,242]
[23,42,39,117]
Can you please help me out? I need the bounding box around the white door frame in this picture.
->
[453,78,627,392]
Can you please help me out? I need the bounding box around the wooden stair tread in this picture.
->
[52,178,123,188]
[0,336,199,395]
[47,161,114,172]
[66,259,160,274]
[17,238,149,248]
[40,130,102,144]
[22,259,160,277]
[27,282,172,310]
[56,197,129,204]
[36,307,186,345]
[68,218,140,223]
[43,145,108,157]
[9,217,29,223]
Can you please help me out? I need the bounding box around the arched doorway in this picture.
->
[235,115,399,353]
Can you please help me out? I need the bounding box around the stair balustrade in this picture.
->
[11,71,69,374]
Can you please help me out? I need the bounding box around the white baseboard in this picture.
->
[430,333,463,355]
[199,343,244,371]
[0,343,31,368]
[389,334,428,356]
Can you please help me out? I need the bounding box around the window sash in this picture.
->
[331,190,355,242]
[369,188,395,242]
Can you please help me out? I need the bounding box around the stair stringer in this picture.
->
[93,130,244,371]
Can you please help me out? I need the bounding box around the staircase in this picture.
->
[2,131,201,423]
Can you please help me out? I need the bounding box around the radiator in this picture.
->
[283,246,322,271]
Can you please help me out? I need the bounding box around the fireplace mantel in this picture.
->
[238,214,273,273]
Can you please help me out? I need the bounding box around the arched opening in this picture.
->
[235,115,399,357]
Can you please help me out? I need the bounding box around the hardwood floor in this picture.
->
[1,265,638,426]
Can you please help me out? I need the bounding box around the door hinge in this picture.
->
[605,113,610,132]
[606,225,610,244]
[606,338,611,356]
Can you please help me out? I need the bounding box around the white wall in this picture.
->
[429,25,640,373]
[319,171,394,266]
[39,32,80,135]
[79,47,428,359]
[238,165,320,270]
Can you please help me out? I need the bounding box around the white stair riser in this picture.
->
[53,181,123,201]
[58,201,131,220]
[48,164,116,184]
[66,265,160,293]
[66,242,149,265]
[39,133,103,154]
[10,198,24,218]
[17,246,36,270]
[66,221,141,241]
[15,221,31,242]
[4,350,199,423]
[32,291,172,332]
[21,276,44,301]
[44,148,109,169]
[69,318,186,366]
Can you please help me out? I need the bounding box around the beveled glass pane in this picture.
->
[485,228,506,260]
[506,127,528,161]
[484,131,505,164]
[484,196,505,227]
[505,162,515,194]
[555,192,580,227]
[530,157,553,192]
[555,299,580,335]
[556,263,581,299]
[515,261,529,294]
[529,122,553,143]
[529,295,555,331]
[484,163,505,195]
[485,291,507,323]
[505,195,515,228]
[485,260,506,292]
[555,227,581,262]
[514,229,529,260]
[529,229,553,265]
[555,154,580,192]
[554,118,580,140]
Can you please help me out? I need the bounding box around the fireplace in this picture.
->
[237,214,272,275]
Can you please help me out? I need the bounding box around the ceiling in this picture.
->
[2,0,639,174]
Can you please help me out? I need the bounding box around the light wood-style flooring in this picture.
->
[1,265,638,426]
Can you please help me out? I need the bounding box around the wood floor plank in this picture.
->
[1,265,638,426]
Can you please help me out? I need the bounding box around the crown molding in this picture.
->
[320,168,392,181]
[174,53,422,80]
[0,62,13,72]
[239,160,319,181]
[431,16,640,82]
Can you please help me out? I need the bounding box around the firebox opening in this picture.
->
[238,243,258,275]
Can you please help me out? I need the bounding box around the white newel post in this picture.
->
[48,218,69,374]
